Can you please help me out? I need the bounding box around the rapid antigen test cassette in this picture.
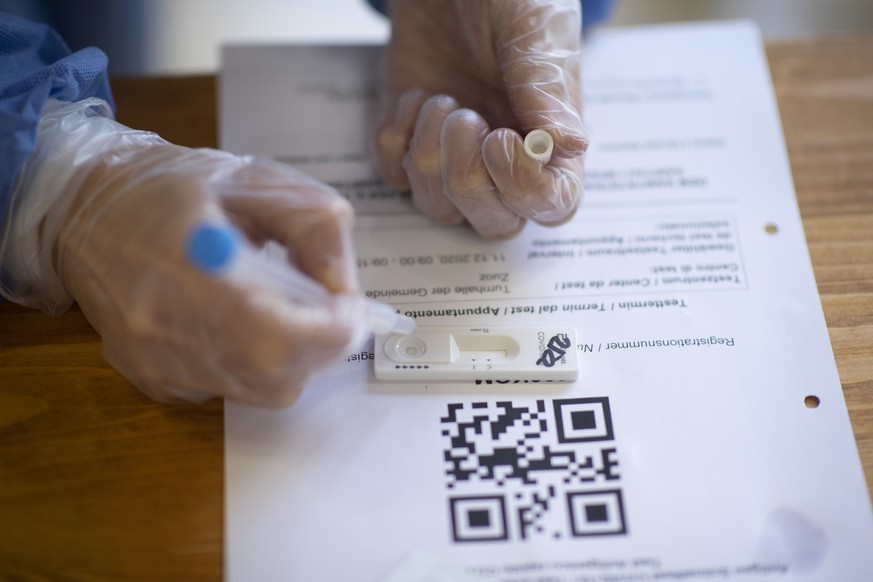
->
[374,327,579,382]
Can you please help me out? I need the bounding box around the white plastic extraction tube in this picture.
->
[523,129,554,164]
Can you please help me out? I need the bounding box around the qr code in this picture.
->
[441,398,625,543]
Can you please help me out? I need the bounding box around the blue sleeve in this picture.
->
[366,0,388,16]
[364,0,614,30]
[581,0,614,32]
[0,13,113,236]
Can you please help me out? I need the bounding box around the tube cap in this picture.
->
[523,129,554,164]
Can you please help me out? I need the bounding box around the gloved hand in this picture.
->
[374,0,587,239]
[0,98,369,407]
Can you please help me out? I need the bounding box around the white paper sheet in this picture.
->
[221,21,873,581]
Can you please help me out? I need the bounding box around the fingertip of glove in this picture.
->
[319,265,360,294]
[536,199,581,228]
[482,127,521,157]
[552,130,590,158]
[474,217,527,241]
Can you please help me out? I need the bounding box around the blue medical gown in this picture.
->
[0,13,112,236]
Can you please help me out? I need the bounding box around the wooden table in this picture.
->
[2,35,872,580]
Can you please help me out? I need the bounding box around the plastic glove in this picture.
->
[0,98,369,407]
[374,0,587,239]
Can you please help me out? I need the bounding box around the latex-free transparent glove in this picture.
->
[374,0,587,239]
[0,98,369,407]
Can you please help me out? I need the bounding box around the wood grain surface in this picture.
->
[1,35,872,580]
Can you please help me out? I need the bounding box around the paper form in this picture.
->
[221,21,873,581]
